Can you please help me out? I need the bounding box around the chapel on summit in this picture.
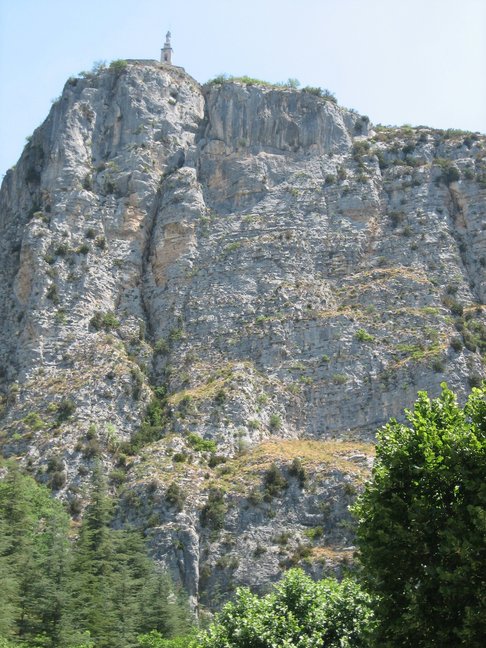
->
[161,31,173,64]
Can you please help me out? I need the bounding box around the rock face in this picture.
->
[0,61,485,609]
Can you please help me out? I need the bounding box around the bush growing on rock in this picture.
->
[200,488,227,530]
[437,159,460,184]
[57,398,76,422]
[288,457,307,487]
[89,310,120,331]
[187,433,216,453]
[263,463,288,499]
[109,59,128,72]
[165,482,186,511]
[268,413,281,430]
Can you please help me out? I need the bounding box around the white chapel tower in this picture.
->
[161,31,173,64]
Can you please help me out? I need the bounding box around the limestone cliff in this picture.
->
[0,61,485,608]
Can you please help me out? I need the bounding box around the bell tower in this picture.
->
[161,31,173,65]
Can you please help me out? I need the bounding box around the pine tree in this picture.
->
[0,515,18,640]
[110,529,153,646]
[63,464,119,648]
[63,463,194,647]
[0,460,70,647]
[0,460,194,647]
[138,570,192,639]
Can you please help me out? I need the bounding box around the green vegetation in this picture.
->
[46,284,60,304]
[353,383,486,646]
[82,174,93,190]
[0,461,70,644]
[2,383,484,647]
[0,462,192,647]
[288,457,306,487]
[193,384,485,646]
[23,412,46,430]
[263,463,288,499]
[124,390,168,455]
[332,373,348,385]
[206,75,337,101]
[304,525,324,541]
[165,483,186,512]
[154,338,169,355]
[207,75,299,89]
[352,140,371,159]
[301,86,337,102]
[109,59,128,72]
[95,236,106,250]
[442,294,464,316]
[89,310,120,331]
[454,309,486,353]
[435,158,461,184]
[54,306,68,324]
[355,328,374,342]
[200,488,226,531]
[77,243,90,255]
[187,433,217,453]
[197,569,373,647]
[56,398,76,422]
[54,242,70,257]
[223,241,241,255]
[137,631,196,647]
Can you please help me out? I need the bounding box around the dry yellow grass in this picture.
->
[341,265,430,285]
[129,436,375,498]
[167,360,262,406]
[464,304,484,314]
[310,546,355,563]
[168,376,227,406]
[241,438,374,467]
[216,438,375,493]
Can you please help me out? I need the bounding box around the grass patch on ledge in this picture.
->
[309,546,355,564]
[215,439,375,495]
[337,269,431,298]
[391,337,449,368]
[167,360,264,407]
[241,439,374,472]
[168,376,228,407]
[121,437,375,503]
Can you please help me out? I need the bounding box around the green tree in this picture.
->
[137,630,196,647]
[63,465,119,647]
[353,383,486,647]
[0,460,70,647]
[0,515,18,640]
[197,568,374,647]
[64,463,193,648]
[138,571,192,639]
[0,459,193,647]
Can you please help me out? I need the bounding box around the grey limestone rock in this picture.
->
[0,61,485,609]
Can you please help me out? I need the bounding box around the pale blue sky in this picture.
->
[1,0,485,176]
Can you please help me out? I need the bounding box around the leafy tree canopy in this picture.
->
[353,382,486,647]
[197,568,374,647]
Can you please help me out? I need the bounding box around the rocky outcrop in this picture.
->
[0,61,485,609]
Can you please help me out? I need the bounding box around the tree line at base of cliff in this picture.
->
[1,382,485,647]
[0,463,193,648]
